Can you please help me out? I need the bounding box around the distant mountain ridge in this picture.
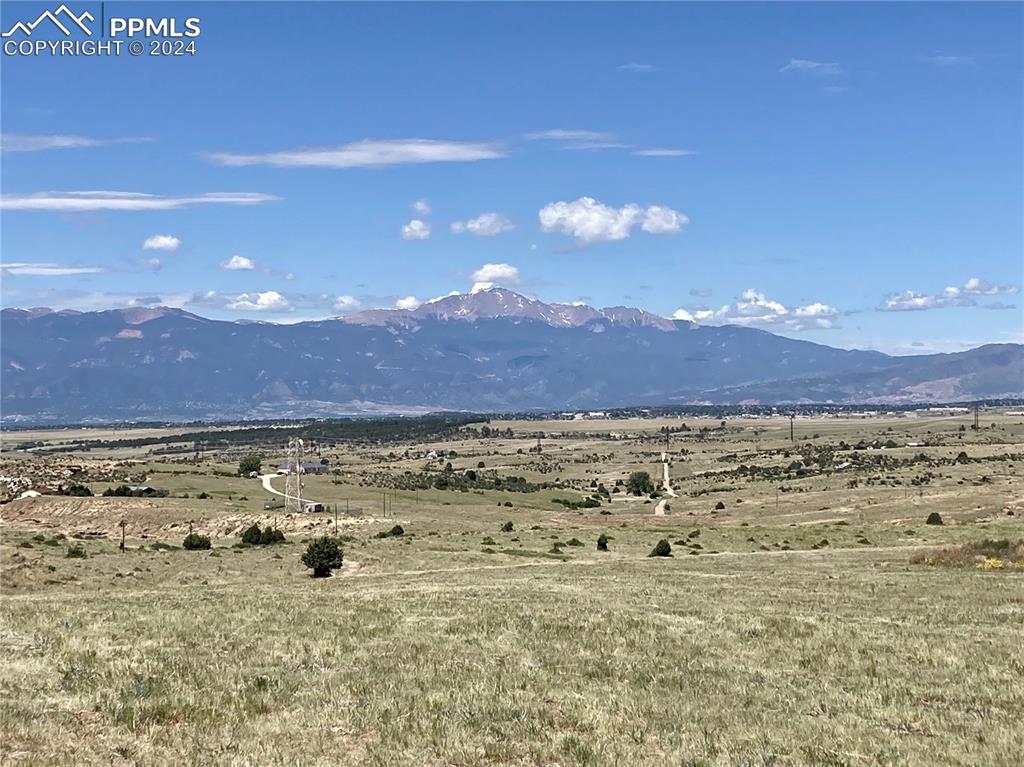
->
[344,288,677,331]
[2,289,1021,421]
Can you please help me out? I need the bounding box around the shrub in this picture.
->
[565,538,584,547]
[183,532,211,550]
[375,525,405,539]
[196,491,211,500]
[239,454,262,476]
[649,539,672,558]
[501,521,514,532]
[61,483,93,497]
[714,501,726,510]
[65,545,88,559]
[911,539,1024,569]
[241,523,263,545]
[481,536,497,546]
[259,527,286,545]
[597,534,609,551]
[925,512,944,526]
[553,497,600,510]
[626,471,655,496]
[302,537,343,577]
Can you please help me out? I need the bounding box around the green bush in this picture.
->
[597,534,609,551]
[239,454,262,476]
[553,497,601,510]
[565,538,584,547]
[374,525,405,539]
[649,539,672,558]
[501,521,514,532]
[302,537,343,577]
[626,471,655,496]
[926,512,944,526]
[241,524,263,545]
[60,483,93,497]
[183,532,212,550]
[65,545,87,559]
[241,523,285,545]
[714,501,726,510]
[260,526,286,545]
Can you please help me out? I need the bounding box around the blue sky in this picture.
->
[1,1,1021,354]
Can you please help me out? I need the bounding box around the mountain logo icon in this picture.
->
[2,4,94,37]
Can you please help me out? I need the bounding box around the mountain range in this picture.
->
[2,288,1021,421]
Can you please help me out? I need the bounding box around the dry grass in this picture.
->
[909,538,1024,570]
[2,412,1023,765]
[2,548,1023,766]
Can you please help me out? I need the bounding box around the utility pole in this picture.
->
[789,414,795,443]
[119,519,126,553]
[973,404,980,432]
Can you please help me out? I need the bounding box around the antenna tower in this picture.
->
[285,438,304,513]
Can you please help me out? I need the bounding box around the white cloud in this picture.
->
[919,54,975,67]
[780,58,845,77]
[395,296,421,310]
[225,290,292,312]
[451,212,514,237]
[206,139,506,168]
[960,277,1018,295]
[220,255,256,271]
[401,219,431,240]
[616,63,657,73]
[0,134,152,153]
[671,308,715,322]
[878,291,945,312]
[641,205,689,234]
[411,198,431,216]
[143,257,162,272]
[878,277,1020,312]
[0,262,104,276]
[0,191,277,212]
[333,295,360,313]
[142,234,181,251]
[523,129,628,150]
[632,148,696,157]
[538,196,688,244]
[470,263,520,292]
[673,289,840,331]
[525,129,612,142]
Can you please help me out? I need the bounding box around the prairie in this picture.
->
[2,411,1022,765]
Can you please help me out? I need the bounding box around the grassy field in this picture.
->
[2,412,1022,765]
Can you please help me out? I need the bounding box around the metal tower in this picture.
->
[284,438,304,513]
